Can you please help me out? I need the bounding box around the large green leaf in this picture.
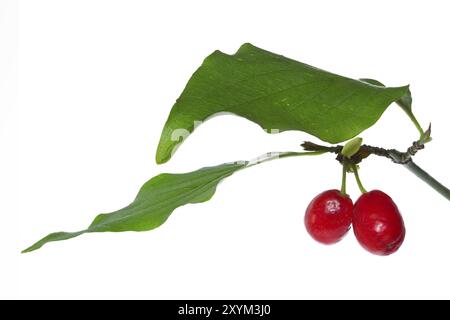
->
[23,162,246,253]
[23,151,319,253]
[156,43,409,164]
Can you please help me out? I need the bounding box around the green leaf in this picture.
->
[156,43,409,164]
[23,151,322,253]
[22,161,246,253]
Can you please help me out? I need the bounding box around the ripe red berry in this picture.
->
[304,189,353,244]
[353,190,405,256]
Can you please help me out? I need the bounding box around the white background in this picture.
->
[2,0,450,299]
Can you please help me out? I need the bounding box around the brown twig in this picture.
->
[301,126,450,201]
[301,135,427,166]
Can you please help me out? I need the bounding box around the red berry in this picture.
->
[304,189,353,244]
[353,190,405,256]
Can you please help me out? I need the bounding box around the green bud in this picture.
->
[341,137,363,158]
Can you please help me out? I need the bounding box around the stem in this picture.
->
[352,164,367,194]
[301,138,450,201]
[246,151,326,168]
[278,151,326,160]
[340,162,347,195]
[403,109,425,140]
[403,161,450,201]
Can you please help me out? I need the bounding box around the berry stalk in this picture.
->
[340,163,347,195]
[351,164,367,194]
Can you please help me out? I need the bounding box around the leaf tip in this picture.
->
[21,240,46,254]
[21,247,35,254]
[401,83,411,93]
[22,231,87,254]
[155,153,169,165]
